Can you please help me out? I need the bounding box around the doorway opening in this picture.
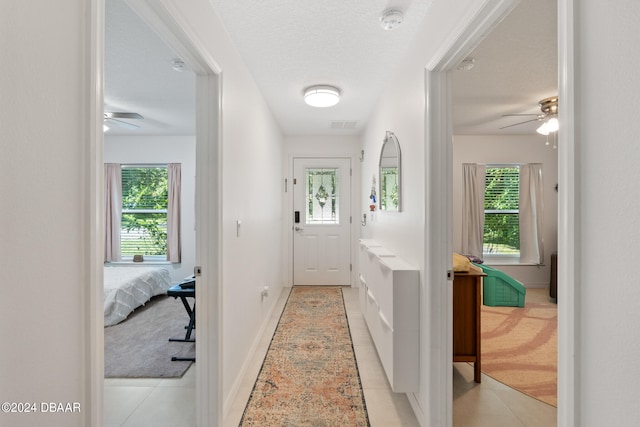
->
[451,0,559,414]
[422,0,575,425]
[93,1,222,425]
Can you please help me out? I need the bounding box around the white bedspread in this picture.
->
[104,266,172,326]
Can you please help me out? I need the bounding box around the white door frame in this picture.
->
[287,155,357,288]
[423,0,577,426]
[292,157,352,286]
[89,1,224,425]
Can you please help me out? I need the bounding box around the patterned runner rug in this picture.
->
[240,286,370,426]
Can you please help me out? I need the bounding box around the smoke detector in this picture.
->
[171,58,186,72]
[380,9,404,30]
[457,58,476,71]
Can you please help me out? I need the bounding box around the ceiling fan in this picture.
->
[103,112,144,130]
[500,96,558,132]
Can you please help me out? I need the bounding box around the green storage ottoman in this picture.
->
[475,263,526,307]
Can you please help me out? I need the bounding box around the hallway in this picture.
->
[226,287,556,426]
[105,287,556,426]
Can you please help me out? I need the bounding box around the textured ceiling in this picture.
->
[105,0,195,135]
[104,0,557,137]
[453,0,558,135]
[208,0,433,135]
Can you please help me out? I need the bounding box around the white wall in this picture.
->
[104,135,196,282]
[359,1,508,423]
[361,0,640,425]
[1,0,285,425]
[283,135,362,286]
[161,0,286,414]
[0,1,94,426]
[452,134,558,287]
[575,0,640,424]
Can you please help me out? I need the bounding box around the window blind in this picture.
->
[120,166,168,257]
[484,166,520,255]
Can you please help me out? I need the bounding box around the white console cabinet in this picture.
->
[358,239,419,392]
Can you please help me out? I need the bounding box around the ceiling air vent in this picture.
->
[329,121,357,130]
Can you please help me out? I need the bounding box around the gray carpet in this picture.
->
[104,295,195,378]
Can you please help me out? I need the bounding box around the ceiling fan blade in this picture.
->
[502,113,541,117]
[499,117,543,129]
[106,117,140,130]
[105,112,143,120]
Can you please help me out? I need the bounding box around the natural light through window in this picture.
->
[305,168,340,225]
[483,165,520,258]
[120,165,168,259]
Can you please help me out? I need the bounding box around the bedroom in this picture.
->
[452,0,558,290]
[450,0,559,413]
[101,0,199,421]
[102,0,199,309]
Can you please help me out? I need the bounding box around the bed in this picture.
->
[104,266,172,326]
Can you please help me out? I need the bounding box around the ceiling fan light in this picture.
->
[304,85,340,107]
[536,121,550,136]
[103,123,110,132]
[546,117,559,133]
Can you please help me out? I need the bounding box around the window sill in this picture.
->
[482,258,543,267]
[105,261,175,266]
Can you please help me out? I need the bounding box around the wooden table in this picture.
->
[453,269,485,383]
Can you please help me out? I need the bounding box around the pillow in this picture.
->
[452,252,471,272]
[464,254,484,264]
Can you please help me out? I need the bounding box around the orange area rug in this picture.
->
[240,286,369,426]
[481,298,558,407]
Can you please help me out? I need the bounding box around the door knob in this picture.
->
[294,226,304,232]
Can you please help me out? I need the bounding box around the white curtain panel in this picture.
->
[519,164,544,264]
[167,163,181,263]
[461,163,486,258]
[104,163,122,262]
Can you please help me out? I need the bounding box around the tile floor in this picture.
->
[104,286,557,426]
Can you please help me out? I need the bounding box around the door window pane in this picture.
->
[306,168,339,224]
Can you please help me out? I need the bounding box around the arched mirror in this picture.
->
[379,131,401,211]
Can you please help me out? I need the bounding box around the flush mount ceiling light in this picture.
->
[304,85,341,108]
[379,9,404,30]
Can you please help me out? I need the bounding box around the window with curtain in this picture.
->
[105,163,181,263]
[483,165,520,258]
[462,163,543,264]
[120,166,169,258]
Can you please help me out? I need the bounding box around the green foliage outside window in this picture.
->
[380,168,399,210]
[121,167,168,256]
[484,167,519,255]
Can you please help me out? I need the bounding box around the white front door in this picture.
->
[293,158,351,286]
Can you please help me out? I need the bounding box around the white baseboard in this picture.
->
[223,286,289,418]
